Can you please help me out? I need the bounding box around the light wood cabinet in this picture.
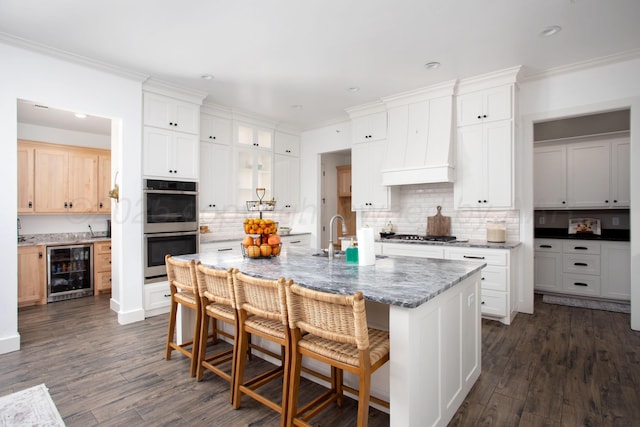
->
[19,141,109,214]
[97,154,111,213]
[337,165,352,197]
[93,240,111,295]
[17,143,35,213]
[18,245,46,307]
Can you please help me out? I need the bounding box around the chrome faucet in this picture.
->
[327,214,348,260]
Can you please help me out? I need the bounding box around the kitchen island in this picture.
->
[177,246,485,427]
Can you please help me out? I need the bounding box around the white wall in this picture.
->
[296,121,352,248]
[518,56,640,328]
[1,40,146,354]
[18,123,110,149]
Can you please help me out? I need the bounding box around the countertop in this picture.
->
[535,228,629,242]
[200,232,310,244]
[18,233,110,247]
[378,238,521,250]
[177,246,485,309]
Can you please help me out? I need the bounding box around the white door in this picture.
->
[455,125,484,208]
[484,120,512,208]
[567,141,610,207]
[534,145,567,208]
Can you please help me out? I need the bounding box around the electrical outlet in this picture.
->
[612,217,620,226]
[539,217,545,225]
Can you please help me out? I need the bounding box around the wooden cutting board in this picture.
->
[427,206,451,236]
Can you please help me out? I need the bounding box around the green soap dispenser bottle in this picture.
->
[346,238,359,264]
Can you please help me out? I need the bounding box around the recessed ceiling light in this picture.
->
[347,86,360,93]
[539,25,562,37]
[201,74,214,80]
[75,113,87,119]
[424,61,441,69]
[291,104,303,110]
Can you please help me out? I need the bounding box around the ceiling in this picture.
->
[3,0,640,133]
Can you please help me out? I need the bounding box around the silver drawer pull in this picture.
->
[574,246,588,250]
[464,255,485,260]
[574,282,588,287]
[574,262,588,266]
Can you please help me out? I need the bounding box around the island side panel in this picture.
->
[389,271,481,427]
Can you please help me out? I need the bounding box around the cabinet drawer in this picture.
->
[95,253,112,272]
[534,239,562,253]
[200,242,240,253]
[145,281,172,310]
[480,289,507,317]
[94,241,112,254]
[446,248,507,266]
[95,271,112,292]
[563,240,600,255]
[480,266,507,292]
[563,254,600,275]
[382,243,444,259]
[563,274,601,297]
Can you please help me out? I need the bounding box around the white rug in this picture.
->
[542,294,630,314]
[0,384,65,427]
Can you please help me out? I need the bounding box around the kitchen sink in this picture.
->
[312,250,387,259]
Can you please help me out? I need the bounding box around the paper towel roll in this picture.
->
[357,227,376,266]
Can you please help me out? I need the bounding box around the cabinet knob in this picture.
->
[99,202,103,208]
[605,200,609,203]
[28,201,33,208]
[69,202,73,208]
[613,200,618,203]
[562,201,566,204]
[483,114,487,118]
[477,115,482,119]
[169,122,174,126]
[483,200,487,203]
[286,149,291,153]
[64,202,68,208]
[39,252,43,259]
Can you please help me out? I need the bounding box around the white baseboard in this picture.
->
[0,332,21,355]
[117,308,146,325]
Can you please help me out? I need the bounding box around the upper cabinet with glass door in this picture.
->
[235,122,273,150]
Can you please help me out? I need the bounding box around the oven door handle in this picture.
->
[144,189,198,195]
[144,231,199,238]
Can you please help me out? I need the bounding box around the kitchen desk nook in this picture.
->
[177,246,484,426]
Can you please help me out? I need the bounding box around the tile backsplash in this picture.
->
[199,211,294,240]
[361,183,520,241]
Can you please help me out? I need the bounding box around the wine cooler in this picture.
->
[47,244,93,302]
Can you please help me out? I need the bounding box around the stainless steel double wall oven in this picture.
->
[143,179,198,279]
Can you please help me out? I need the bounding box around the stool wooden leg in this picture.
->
[190,306,202,377]
[232,323,249,409]
[165,297,177,360]
[196,310,210,381]
[287,336,303,426]
[357,373,371,427]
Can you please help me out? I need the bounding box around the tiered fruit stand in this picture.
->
[242,188,282,258]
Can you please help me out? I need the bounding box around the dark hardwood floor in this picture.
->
[3,294,640,426]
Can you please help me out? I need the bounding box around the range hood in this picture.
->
[380,81,456,186]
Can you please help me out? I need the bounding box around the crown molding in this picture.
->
[521,49,640,83]
[457,65,522,94]
[0,32,148,82]
[143,78,207,104]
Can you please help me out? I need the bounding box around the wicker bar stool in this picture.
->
[232,271,291,427]
[164,255,202,377]
[284,283,390,427]
[194,265,238,400]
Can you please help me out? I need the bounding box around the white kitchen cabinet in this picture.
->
[380,243,445,259]
[236,122,273,149]
[455,120,512,209]
[200,113,232,145]
[274,131,300,157]
[351,139,392,210]
[144,92,199,134]
[534,137,629,209]
[235,147,273,207]
[456,85,512,127]
[200,240,240,254]
[610,140,630,207]
[534,145,567,208]
[567,141,610,208]
[351,111,387,144]
[143,127,199,180]
[280,234,311,248]
[534,239,563,293]
[144,281,171,317]
[273,154,299,211]
[199,142,233,211]
[601,242,630,300]
[444,246,517,325]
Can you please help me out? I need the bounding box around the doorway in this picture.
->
[319,150,353,250]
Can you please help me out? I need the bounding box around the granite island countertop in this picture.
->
[177,246,485,309]
[378,238,521,250]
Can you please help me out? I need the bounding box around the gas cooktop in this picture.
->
[382,234,456,242]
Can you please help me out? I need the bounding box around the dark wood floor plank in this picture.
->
[5,293,640,426]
